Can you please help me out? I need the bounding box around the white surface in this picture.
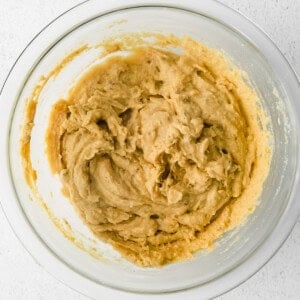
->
[0,0,299,299]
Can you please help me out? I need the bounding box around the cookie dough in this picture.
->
[46,38,269,267]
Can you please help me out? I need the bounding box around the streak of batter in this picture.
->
[46,38,269,267]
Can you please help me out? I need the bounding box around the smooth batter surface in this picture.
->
[46,38,269,267]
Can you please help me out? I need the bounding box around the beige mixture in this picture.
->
[45,37,270,267]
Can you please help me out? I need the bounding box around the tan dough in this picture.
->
[46,38,269,267]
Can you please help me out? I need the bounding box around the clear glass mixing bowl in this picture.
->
[0,0,299,299]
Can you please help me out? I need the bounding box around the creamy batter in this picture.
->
[45,37,269,267]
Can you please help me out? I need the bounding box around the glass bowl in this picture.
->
[0,0,299,299]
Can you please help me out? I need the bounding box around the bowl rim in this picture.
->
[0,0,299,299]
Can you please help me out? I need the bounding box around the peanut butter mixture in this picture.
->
[46,38,269,267]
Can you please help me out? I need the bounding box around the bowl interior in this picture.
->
[9,6,296,293]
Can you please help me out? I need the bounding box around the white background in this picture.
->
[0,0,299,299]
